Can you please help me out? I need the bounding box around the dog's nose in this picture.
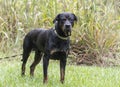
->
[65,25,71,28]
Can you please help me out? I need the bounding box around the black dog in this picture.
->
[21,12,77,83]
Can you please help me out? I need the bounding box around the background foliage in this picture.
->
[0,0,120,65]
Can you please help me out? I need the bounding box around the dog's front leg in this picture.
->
[43,54,50,84]
[60,58,66,84]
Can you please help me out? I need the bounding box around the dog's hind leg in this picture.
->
[21,48,32,76]
[21,39,32,76]
[30,50,42,76]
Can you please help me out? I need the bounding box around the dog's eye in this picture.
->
[69,19,74,22]
[62,19,66,21]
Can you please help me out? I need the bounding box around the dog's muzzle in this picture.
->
[64,25,72,36]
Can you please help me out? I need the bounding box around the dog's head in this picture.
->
[53,12,77,36]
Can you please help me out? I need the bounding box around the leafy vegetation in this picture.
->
[0,0,120,64]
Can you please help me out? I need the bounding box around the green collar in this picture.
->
[54,29,69,40]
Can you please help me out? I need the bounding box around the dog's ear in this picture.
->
[53,14,60,23]
[72,13,77,22]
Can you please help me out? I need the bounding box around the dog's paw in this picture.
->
[60,80,64,84]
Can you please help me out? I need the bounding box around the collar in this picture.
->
[53,29,69,40]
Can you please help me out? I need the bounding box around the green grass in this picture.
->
[0,58,120,87]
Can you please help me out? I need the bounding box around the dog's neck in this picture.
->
[54,26,69,40]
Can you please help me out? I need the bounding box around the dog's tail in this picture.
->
[0,54,23,60]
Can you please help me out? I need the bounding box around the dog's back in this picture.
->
[23,29,50,52]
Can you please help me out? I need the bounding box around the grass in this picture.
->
[0,58,120,87]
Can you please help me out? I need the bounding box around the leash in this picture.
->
[0,54,22,61]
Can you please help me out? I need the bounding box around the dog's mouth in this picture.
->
[64,29,71,36]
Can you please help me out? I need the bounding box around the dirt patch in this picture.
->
[69,43,118,66]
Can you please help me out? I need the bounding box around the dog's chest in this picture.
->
[47,36,70,55]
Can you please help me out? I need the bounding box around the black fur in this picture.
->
[21,12,77,84]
